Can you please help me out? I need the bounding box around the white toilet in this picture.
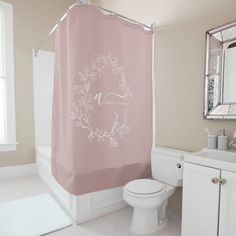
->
[123,147,187,235]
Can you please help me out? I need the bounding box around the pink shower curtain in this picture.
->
[52,5,153,195]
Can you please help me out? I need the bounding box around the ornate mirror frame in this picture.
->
[204,21,236,119]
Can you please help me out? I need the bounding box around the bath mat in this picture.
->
[0,193,72,236]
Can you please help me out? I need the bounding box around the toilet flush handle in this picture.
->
[176,163,182,169]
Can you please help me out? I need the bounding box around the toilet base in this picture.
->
[130,207,168,235]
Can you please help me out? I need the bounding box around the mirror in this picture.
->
[204,21,236,119]
[223,46,236,103]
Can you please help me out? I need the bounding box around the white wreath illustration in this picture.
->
[71,54,132,147]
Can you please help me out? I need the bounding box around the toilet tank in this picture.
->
[151,147,188,187]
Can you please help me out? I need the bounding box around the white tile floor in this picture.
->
[47,208,181,236]
[0,176,49,203]
[0,176,181,236]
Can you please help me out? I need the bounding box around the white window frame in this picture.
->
[0,1,17,152]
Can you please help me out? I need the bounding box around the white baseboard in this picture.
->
[0,163,37,181]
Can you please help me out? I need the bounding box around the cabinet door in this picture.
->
[219,171,236,236]
[182,162,220,236]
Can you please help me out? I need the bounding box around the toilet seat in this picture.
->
[124,179,166,197]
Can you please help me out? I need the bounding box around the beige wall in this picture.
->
[0,0,74,167]
[93,0,236,212]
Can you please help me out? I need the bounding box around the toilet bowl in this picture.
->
[123,147,187,235]
[123,179,175,235]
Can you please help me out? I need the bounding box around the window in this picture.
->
[0,1,16,151]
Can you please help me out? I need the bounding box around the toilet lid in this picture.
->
[125,179,164,195]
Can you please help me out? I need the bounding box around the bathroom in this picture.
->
[0,0,236,235]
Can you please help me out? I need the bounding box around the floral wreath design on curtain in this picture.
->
[71,54,132,147]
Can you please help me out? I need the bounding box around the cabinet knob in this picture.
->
[211,177,219,184]
[219,178,227,185]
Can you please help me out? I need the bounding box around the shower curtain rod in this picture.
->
[34,2,153,56]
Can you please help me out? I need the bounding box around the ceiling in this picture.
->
[92,0,236,27]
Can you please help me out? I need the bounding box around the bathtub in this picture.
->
[36,145,127,224]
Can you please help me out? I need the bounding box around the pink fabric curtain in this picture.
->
[52,5,153,195]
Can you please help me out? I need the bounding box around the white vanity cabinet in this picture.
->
[182,162,236,236]
[219,170,236,236]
